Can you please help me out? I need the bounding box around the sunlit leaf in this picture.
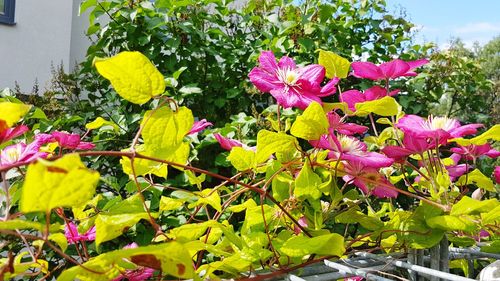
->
[280,233,345,257]
[354,96,400,116]
[20,154,100,213]
[451,124,500,146]
[94,51,166,104]
[290,102,329,140]
[227,147,256,171]
[95,213,151,247]
[0,102,31,127]
[457,169,495,192]
[188,188,222,212]
[256,130,297,163]
[85,117,119,132]
[318,50,351,78]
[294,160,322,200]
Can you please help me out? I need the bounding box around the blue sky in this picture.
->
[385,0,500,48]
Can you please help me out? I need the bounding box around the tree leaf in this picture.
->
[227,147,256,171]
[58,242,194,280]
[457,169,495,191]
[294,160,322,200]
[451,196,499,216]
[95,213,151,247]
[0,102,32,126]
[85,117,119,132]
[426,215,476,232]
[290,102,329,141]
[20,154,100,213]
[188,189,222,212]
[159,196,186,212]
[94,51,166,104]
[318,50,351,79]
[355,96,401,116]
[451,124,500,146]
[280,233,345,257]
[256,130,297,163]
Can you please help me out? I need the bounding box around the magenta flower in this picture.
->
[396,115,482,144]
[249,51,337,109]
[112,243,155,281]
[327,111,368,136]
[345,277,364,281]
[343,160,398,198]
[214,133,244,151]
[52,131,95,150]
[351,58,428,81]
[450,143,500,161]
[445,153,469,181]
[0,120,29,144]
[494,166,500,184]
[341,86,399,112]
[0,142,48,167]
[382,132,434,162]
[188,119,213,135]
[64,222,96,244]
[311,134,393,168]
[293,216,309,235]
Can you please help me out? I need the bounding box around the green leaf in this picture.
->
[294,160,322,200]
[242,205,275,234]
[426,215,476,232]
[0,220,59,232]
[94,51,166,104]
[451,196,499,216]
[451,124,500,146]
[0,102,32,126]
[188,188,222,212]
[159,196,186,212]
[20,154,100,213]
[457,169,495,191]
[318,50,351,79]
[335,209,383,230]
[354,96,401,116]
[290,102,329,141]
[280,233,345,257]
[227,199,257,213]
[95,213,151,247]
[85,117,119,132]
[481,204,500,224]
[227,147,256,171]
[48,233,68,252]
[58,242,194,280]
[256,130,297,163]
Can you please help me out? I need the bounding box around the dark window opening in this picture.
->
[0,0,16,25]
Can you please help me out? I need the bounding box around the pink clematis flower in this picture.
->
[188,119,213,135]
[214,133,244,151]
[445,153,469,181]
[311,134,393,168]
[494,166,500,184]
[0,142,48,167]
[351,58,428,81]
[112,243,155,281]
[450,143,500,161]
[327,111,368,136]
[343,160,398,198]
[64,222,96,244]
[0,120,29,144]
[396,115,482,144]
[382,132,435,162]
[341,86,399,112]
[293,216,309,235]
[249,51,338,109]
[51,131,95,150]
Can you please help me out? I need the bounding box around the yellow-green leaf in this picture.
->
[94,51,166,104]
[141,106,193,150]
[426,215,476,231]
[20,154,100,213]
[159,196,186,212]
[227,147,256,171]
[58,242,194,281]
[49,233,68,252]
[451,124,500,146]
[188,189,222,212]
[457,169,495,192]
[354,96,401,116]
[85,117,119,132]
[290,102,329,140]
[294,159,322,200]
[318,50,351,79]
[280,233,345,257]
[451,196,499,216]
[0,102,32,126]
[95,213,151,247]
[256,130,297,163]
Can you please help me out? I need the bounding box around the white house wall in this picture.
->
[0,0,90,93]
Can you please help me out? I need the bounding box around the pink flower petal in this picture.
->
[188,119,213,135]
[298,64,326,84]
[379,59,410,79]
[340,90,365,111]
[351,62,384,80]
[214,133,243,151]
[257,51,278,73]
[249,68,279,93]
[278,56,296,70]
[318,77,340,97]
[494,166,500,184]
